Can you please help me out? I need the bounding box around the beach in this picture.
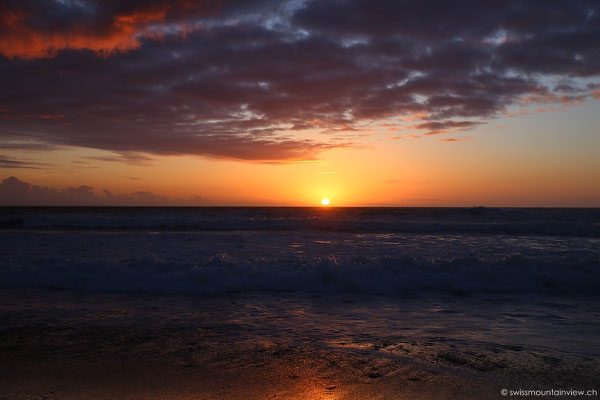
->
[3,290,599,399]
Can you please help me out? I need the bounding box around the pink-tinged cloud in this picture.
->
[0,1,222,59]
[38,114,64,120]
[399,112,429,121]
[327,125,358,132]
[536,107,567,113]
[438,137,472,142]
[391,134,420,140]
[504,109,529,118]
[520,92,586,107]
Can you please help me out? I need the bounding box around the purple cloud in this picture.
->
[0,0,599,161]
[0,176,204,205]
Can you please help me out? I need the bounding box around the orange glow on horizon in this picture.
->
[2,103,600,207]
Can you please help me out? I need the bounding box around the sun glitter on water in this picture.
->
[321,198,330,206]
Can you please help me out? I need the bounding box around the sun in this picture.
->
[321,198,330,206]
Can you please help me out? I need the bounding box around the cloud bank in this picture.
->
[0,0,599,161]
[0,176,203,205]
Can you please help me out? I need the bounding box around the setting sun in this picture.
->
[321,198,330,206]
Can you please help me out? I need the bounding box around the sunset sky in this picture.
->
[1,0,599,206]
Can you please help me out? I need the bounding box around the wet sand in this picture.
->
[2,342,501,400]
[1,290,598,400]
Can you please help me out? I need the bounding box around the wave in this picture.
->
[1,253,598,296]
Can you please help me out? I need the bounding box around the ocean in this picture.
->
[1,207,599,398]
[1,206,599,295]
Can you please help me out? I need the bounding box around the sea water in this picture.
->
[1,206,599,383]
[1,207,598,295]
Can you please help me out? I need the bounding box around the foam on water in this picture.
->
[1,207,599,296]
[1,245,599,296]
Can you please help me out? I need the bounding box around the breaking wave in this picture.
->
[1,252,598,296]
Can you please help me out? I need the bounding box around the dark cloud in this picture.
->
[85,152,154,166]
[0,155,48,169]
[0,176,203,205]
[0,0,599,161]
[438,137,472,142]
[410,120,484,135]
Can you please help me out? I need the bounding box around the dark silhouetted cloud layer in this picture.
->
[0,176,202,205]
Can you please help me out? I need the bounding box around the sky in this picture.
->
[0,0,599,206]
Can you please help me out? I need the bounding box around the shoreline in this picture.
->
[1,290,598,399]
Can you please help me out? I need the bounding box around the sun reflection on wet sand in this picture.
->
[271,379,345,400]
[1,290,599,399]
